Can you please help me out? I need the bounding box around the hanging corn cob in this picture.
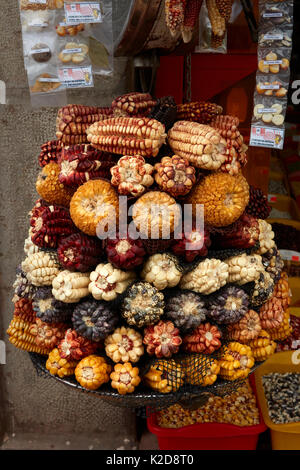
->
[165,0,187,36]
[87,117,167,158]
[56,105,113,146]
[176,101,223,124]
[215,0,233,21]
[168,120,226,170]
[206,0,226,36]
[181,0,203,43]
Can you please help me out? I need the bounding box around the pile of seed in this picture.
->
[268,180,288,195]
[262,373,300,424]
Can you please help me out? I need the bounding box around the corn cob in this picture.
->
[181,0,203,43]
[87,117,167,158]
[39,140,62,167]
[168,120,226,170]
[211,32,225,49]
[215,0,233,21]
[7,317,49,355]
[165,0,187,36]
[206,0,226,37]
[56,105,113,145]
[112,92,157,118]
[210,115,248,175]
[176,101,223,124]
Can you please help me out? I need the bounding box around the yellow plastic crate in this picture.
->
[254,351,300,450]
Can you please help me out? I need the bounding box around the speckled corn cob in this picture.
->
[215,0,233,21]
[168,120,226,170]
[165,0,187,36]
[176,101,223,124]
[87,117,167,158]
[206,0,226,37]
[112,92,157,117]
[56,105,113,145]
[210,115,248,175]
[181,0,203,43]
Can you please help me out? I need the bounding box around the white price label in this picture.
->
[31,47,50,54]
[38,77,61,83]
[62,48,82,54]
[292,340,300,349]
[263,33,283,40]
[259,84,280,90]
[279,250,300,261]
[64,2,102,24]
[58,66,93,88]
[263,12,283,18]
[264,60,283,65]
[28,0,47,3]
[28,21,48,27]
[257,108,276,114]
[250,125,285,149]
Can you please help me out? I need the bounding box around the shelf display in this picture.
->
[18,0,113,106]
[7,92,297,412]
[250,0,294,149]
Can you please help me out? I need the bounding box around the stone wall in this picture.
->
[0,0,137,449]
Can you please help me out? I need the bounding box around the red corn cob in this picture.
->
[182,0,203,43]
[57,233,103,272]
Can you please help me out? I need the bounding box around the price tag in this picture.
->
[58,66,93,88]
[259,84,280,90]
[28,0,47,3]
[263,12,283,18]
[264,60,283,65]
[268,194,277,202]
[250,126,285,149]
[62,48,82,54]
[28,21,48,27]
[38,77,61,83]
[263,33,283,40]
[64,2,102,24]
[257,107,276,114]
[279,250,300,262]
[31,47,50,54]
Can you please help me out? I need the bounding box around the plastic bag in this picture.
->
[255,75,289,99]
[257,47,291,76]
[18,0,114,105]
[196,1,227,54]
[252,95,286,128]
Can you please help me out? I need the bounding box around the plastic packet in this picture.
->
[27,63,67,107]
[252,95,287,128]
[255,75,289,98]
[20,0,64,11]
[195,2,227,54]
[20,9,55,31]
[257,47,291,75]
[258,28,292,48]
[84,0,113,75]
[57,37,90,66]
[22,30,58,67]
[259,1,293,26]
[54,9,85,37]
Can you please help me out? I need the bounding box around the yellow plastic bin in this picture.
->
[254,351,300,450]
[288,277,300,307]
[268,195,300,221]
